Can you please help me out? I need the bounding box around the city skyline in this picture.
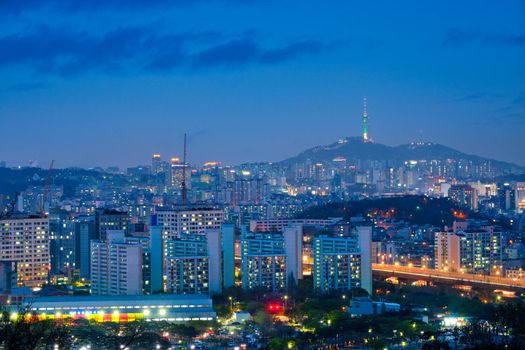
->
[1,0,524,167]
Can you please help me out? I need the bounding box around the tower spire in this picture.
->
[363,96,368,143]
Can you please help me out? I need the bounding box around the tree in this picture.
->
[0,305,72,350]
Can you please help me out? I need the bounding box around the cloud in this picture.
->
[0,26,336,76]
[482,33,525,47]
[441,92,503,104]
[444,28,525,47]
[0,0,254,16]
[0,82,47,93]
[443,28,478,46]
[444,93,487,103]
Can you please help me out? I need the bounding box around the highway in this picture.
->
[372,263,525,290]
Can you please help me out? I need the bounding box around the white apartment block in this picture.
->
[90,231,142,295]
[0,217,50,287]
[156,208,224,255]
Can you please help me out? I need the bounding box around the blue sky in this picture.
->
[0,0,524,168]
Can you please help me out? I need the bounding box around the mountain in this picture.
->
[281,137,525,175]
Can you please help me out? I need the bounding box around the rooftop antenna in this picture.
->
[182,133,187,206]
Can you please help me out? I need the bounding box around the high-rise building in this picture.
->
[434,221,502,275]
[152,154,162,175]
[313,226,372,295]
[75,215,96,279]
[165,230,221,295]
[497,183,516,213]
[0,217,50,287]
[221,224,235,289]
[240,225,302,291]
[90,230,142,295]
[170,158,191,191]
[125,226,163,294]
[155,207,224,248]
[516,182,525,213]
[448,184,478,211]
[357,226,373,294]
[95,209,129,241]
[48,209,76,275]
[313,236,361,292]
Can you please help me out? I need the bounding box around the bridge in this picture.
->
[372,263,525,290]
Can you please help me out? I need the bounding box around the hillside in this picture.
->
[281,137,524,174]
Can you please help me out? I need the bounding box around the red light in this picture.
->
[267,303,282,314]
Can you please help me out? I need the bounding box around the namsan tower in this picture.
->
[362,96,369,143]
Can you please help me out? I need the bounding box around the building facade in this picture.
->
[90,230,142,295]
[240,225,302,291]
[0,217,50,287]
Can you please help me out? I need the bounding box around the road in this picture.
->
[372,263,525,290]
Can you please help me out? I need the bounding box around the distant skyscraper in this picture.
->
[362,97,369,143]
[152,154,162,175]
[448,184,478,211]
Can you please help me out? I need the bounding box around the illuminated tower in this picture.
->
[362,97,368,143]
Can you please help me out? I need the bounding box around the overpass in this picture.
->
[372,263,525,290]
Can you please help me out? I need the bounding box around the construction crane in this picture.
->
[41,160,54,216]
[181,134,187,206]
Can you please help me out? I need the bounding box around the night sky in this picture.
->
[0,0,524,168]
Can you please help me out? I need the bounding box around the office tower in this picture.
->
[170,158,191,191]
[434,222,502,275]
[48,209,76,275]
[0,217,50,287]
[95,209,129,241]
[240,225,302,291]
[90,230,142,295]
[448,184,478,211]
[221,224,235,289]
[165,230,221,295]
[313,236,361,292]
[152,154,162,174]
[357,226,372,295]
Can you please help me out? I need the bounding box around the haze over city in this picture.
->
[2,2,525,350]
[1,0,524,168]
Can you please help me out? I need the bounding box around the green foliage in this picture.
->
[297,195,485,226]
